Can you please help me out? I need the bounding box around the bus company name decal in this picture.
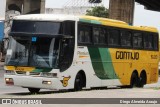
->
[77,51,89,55]
[77,51,89,58]
[116,51,139,60]
[151,55,158,59]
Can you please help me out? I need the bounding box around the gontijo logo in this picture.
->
[116,51,139,60]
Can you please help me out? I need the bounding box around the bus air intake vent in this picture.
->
[16,71,26,75]
[16,71,40,76]
[29,72,41,75]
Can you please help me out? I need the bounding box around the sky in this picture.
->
[46,0,160,32]
[134,3,160,32]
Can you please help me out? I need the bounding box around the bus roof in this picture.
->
[13,14,79,21]
[80,16,158,33]
[14,14,158,33]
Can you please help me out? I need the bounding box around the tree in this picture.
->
[86,6,109,18]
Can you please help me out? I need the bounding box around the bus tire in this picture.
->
[74,73,83,91]
[28,88,40,94]
[138,71,147,87]
[130,72,139,88]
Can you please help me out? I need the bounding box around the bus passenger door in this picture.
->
[59,38,74,72]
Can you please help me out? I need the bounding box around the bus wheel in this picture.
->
[130,72,139,88]
[138,72,147,87]
[28,88,40,94]
[74,73,83,91]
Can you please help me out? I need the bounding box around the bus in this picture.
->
[4,14,159,93]
[159,40,160,75]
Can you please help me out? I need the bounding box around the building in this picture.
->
[46,6,91,15]
[46,0,103,15]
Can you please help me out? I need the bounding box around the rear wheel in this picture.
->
[138,72,147,87]
[74,73,83,91]
[28,88,40,94]
[130,72,139,88]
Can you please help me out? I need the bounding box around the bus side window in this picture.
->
[79,31,85,42]
[143,33,148,48]
[85,30,91,43]
[121,31,132,47]
[153,34,158,50]
[93,27,107,45]
[78,24,83,43]
[133,32,142,49]
[144,33,153,50]
[78,24,92,44]
[108,29,120,47]
[93,27,100,44]
[148,34,153,49]
[99,28,107,44]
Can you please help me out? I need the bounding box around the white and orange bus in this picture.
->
[4,14,159,93]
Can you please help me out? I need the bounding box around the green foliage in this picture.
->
[86,6,109,18]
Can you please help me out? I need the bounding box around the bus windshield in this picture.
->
[5,36,60,68]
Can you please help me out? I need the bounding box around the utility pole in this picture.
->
[109,0,135,25]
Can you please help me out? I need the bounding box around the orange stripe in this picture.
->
[79,56,89,58]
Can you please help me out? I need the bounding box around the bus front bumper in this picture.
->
[4,75,62,90]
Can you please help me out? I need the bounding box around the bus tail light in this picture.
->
[5,78,14,85]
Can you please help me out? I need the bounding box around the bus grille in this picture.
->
[16,71,26,75]
[16,71,40,76]
[29,72,40,75]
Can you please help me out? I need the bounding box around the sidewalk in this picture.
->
[144,78,160,88]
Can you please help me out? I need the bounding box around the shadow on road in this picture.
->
[4,87,122,96]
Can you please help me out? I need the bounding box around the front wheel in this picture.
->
[28,88,40,94]
[74,73,83,91]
